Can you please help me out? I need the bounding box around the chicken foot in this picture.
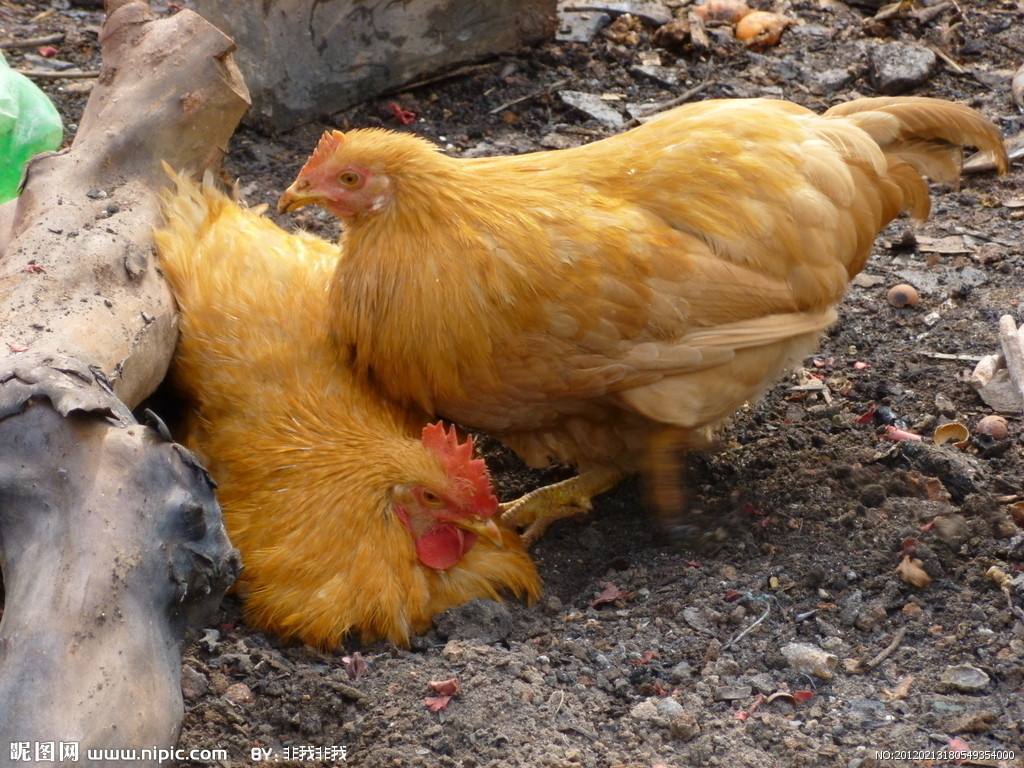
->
[500,467,624,545]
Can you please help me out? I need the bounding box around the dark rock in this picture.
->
[869,43,937,95]
[557,11,612,43]
[434,599,513,643]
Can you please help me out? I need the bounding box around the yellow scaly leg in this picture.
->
[499,467,624,546]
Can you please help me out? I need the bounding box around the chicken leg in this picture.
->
[500,467,624,545]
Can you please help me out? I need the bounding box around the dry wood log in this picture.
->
[0,0,248,762]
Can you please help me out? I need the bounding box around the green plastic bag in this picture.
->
[0,51,63,203]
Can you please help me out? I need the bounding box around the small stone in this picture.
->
[669,711,701,741]
[223,682,254,705]
[934,394,957,417]
[852,273,886,288]
[932,514,970,550]
[656,697,685,720]
[713,685,753,701]
[557,11,612,43]
[781,642,837,680]
[630,698,660,721]
[942,709,998,734]
[668,661,693,682]
[540,132,577,150]
[869,43,937,95]
[808,67,853,95]
[180,665,209,701]
[631,64,680,87]
[855,602,888,632]
[559,90,624,128]
[940,665,990,693]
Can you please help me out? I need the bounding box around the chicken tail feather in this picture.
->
[824,96,1009,181]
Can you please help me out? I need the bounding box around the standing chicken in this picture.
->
[155,173,539,648]
[278,96,1009,543]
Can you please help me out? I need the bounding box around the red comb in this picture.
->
[299,129,345,175]
[421,422,498,516]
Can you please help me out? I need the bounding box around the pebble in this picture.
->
[657,697,685,720]
[781,642,837,680]
[223,682,254,705]
[940,665,990,693]
[869,42,937,94]
[934,393,957,417]
[559,90,625,128]
[180,665,209,701]
[838,589,864,626]
[713,685,752,701]
[631,64,680,87]
[670,711,701,741]
[629,698,660,721]
[932,514,970,550]
[809,68,853,95]
[668,661,693,682]
[854,602,888,632]
[557,11,612,43]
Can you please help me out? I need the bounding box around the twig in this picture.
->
[926,43,965,75]
[623,81,710,129]
[919,351,986,362]
[488,78,570,116]
[16,69,99,80]
[325,680,367,702]
[862,626,907,671]
[0,33,65,49]
[387,62,495,95]
[723,595,772,650]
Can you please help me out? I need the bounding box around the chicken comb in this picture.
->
[421,422,498,517]
[300,129,346,175]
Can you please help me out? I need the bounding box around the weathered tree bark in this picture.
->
[0,0,248,763]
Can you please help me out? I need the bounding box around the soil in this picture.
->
[2,1,1022,767]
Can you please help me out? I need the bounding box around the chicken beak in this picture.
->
[454,517,504,548]
[277,180,318,214]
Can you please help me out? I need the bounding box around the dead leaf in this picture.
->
[342,651,368,681]
[590,581,632,608]
[425,695,453,712]
[882,675,914,700]
[424,677,460,712]
[896,555,932,588]
[915,234,971,254]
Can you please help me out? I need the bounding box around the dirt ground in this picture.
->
[3,0,1023,766]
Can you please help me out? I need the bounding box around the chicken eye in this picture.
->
[338,171,361,187]
[420,489,444,508]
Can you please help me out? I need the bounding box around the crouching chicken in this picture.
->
[278,96,1008,543]
[155,173,539,648]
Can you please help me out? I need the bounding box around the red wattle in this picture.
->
[415,526,478,571]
